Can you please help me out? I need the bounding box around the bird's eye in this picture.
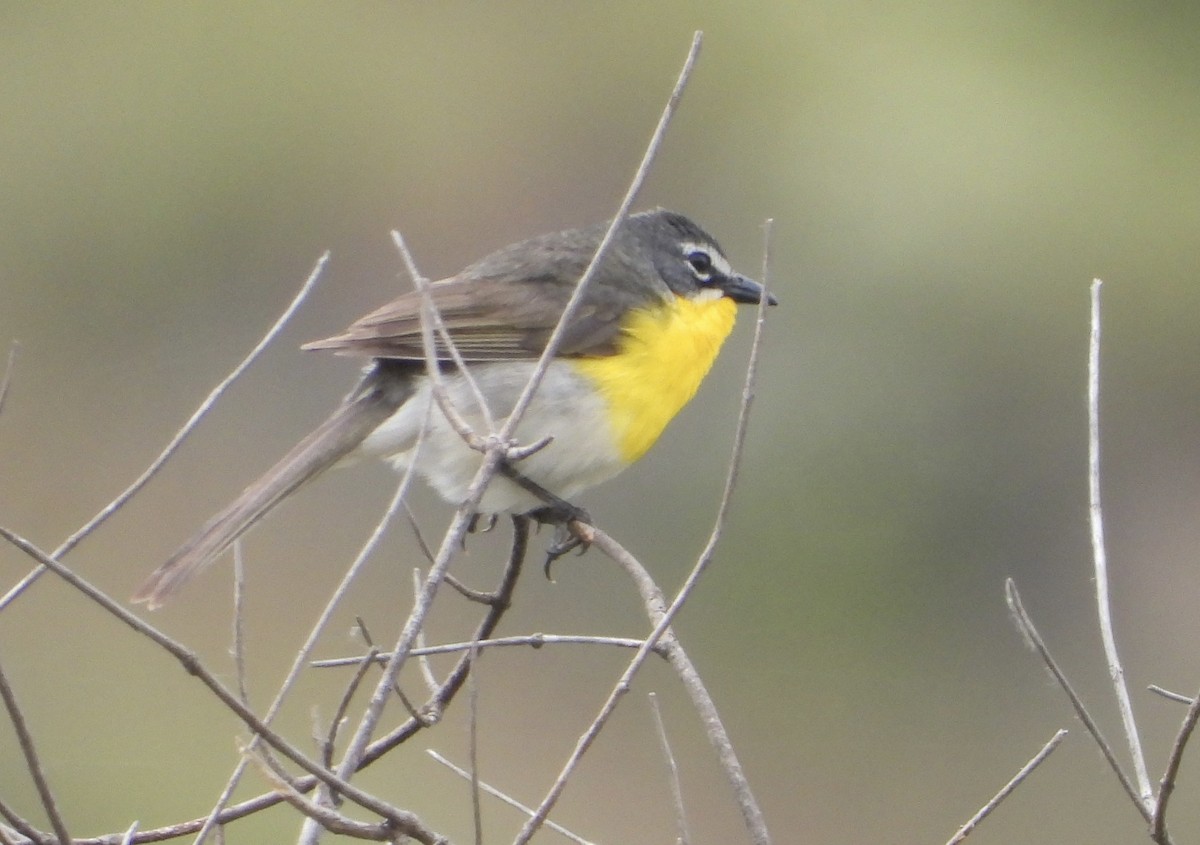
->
[687,250,714,277]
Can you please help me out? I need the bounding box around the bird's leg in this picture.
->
[496,462,593,578]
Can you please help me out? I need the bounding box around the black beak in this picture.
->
[721,274,779,306]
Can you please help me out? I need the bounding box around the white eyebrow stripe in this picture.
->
[680,241,734,277]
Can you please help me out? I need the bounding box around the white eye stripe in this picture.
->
[680,241,733,278]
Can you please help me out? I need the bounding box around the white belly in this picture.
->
[359,361,626,513]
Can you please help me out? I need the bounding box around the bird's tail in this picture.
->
[132,363,417,609]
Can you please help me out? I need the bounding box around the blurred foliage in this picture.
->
[1,3,1200,843]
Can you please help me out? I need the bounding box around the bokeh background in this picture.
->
[2,3,1200,843]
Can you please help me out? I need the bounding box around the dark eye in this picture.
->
[687,250,713,277]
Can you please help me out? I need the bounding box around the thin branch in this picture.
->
[1005,578,1152,825]
[193,466,421,845]
[1152,681,1200,841]
[945,729,1068,845]
[0,340,18,419]
[0,526,445,845]
[0,791,49,844]
[1087,279,1153,808]
[395,236,495,436]
[412,569,442,694]
[592,528,770,845]
[231,540,250,706]
[649,693,690,845]
[119,821,139,845]
[0,654,72,845]
[0,253,329,611]
[468,640,484,845]
[1148,685,1194,705]
[500,31,703,452]
[394,231,491,449]
[60,527,523,845]
[244,747,397,841]
[427,751,595,845]
[323,646,379,770]
[311,634,650,668]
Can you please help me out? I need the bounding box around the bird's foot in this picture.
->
[527,502,594,580]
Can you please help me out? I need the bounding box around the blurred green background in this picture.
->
[2,2,1200,842]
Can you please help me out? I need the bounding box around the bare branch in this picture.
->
[231,540,250,706]
[1152,682,1200,841]
[0,790,49,844]
[945,729,1067,845]
[311,633,651,668]
[322,646,379,770]
[1087,279,1153,808]
[592,528,770,845]
[1005,578,1150,824]
[355,516,525,766]
[393,229,491,448]
[468,640,484,845]
[500,31,703,449]
[427,751,595,845]
[412,569,442,695]
[1148,685,1194,705]
[0,340,19,419]
[194,469,420,845]
[394,233,495,436]
[0,655,72,845]
[118,821,139,845]
[0,252,329,611]
[0,525,445,845]
[245,746,398,841]
[649,693,690,845]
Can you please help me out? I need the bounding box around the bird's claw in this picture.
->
[527,503,593,580]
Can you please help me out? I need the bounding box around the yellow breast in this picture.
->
[572,294,738,463]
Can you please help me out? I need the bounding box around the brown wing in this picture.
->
[302,275,635,361]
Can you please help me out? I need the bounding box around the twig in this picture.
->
[1148,685,1194,705]
[0,654,72,845]
[193,388,433,844]
[649,692,690,845]
[0,253,329,612]
[945,729,1067,845]
[1152,681,1200,840]
[0,340,18,419]
[81,528,523,845]
[0,788,49,844]
[593,528,770,845]
[119,821,139,845]
[394,230,491,449]
[1087,279,1153,809]
[1005,579,1150,824]
[468,640,484,845]
[231,540,249,706]
[244,746,398,841]
[323,646,379,769]
[0,526,445,845]
[195,473,419,843]
[427,751,595,845]
[412,569,442,694]
[395,236,495,436]
[311,634,650,668]
[501,31,703,451]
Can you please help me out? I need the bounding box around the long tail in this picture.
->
[132,363,417,609]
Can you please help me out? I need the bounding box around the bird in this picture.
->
[132,209,775,608]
